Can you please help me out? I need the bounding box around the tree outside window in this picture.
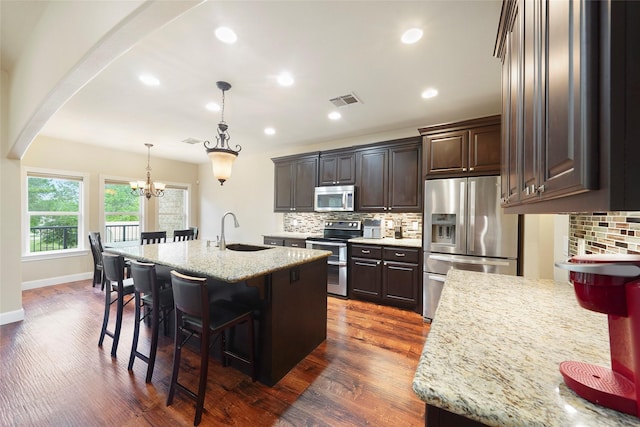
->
[104,182,141,244]
[27,175,82,253]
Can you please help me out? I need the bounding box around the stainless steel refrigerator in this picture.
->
[423,176,519,322]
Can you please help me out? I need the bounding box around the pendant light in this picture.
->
[204,81,241,185]
[130,143,165,199]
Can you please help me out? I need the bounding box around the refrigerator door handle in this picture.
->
[469,179,475,252]
[429,254,512,267]
[428,274,447,282]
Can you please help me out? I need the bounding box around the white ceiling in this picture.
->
[3,1,503,164]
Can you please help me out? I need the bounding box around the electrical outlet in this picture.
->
[387,220,393,228]
[577,238,586,255]
[412,221,419,230]
[293,219,298,226]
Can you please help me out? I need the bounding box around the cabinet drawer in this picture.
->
[263,237,284,246]
[351,244,382,259]
[284,238,306,248]
[383,247,419,263]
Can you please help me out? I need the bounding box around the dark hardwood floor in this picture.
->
[0,279,430,426]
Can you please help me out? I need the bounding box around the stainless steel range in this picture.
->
[306,220,362,297]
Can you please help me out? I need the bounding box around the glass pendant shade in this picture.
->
[207,149,238,185]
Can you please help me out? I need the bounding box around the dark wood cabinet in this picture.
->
[272,153,319,212]
[419,116,501,179]
[263,236,306,248]
[494,0,640,213]
[318,150,355,186]
[263,236,284,246]
[349,244,421,312]
[356,138,422,213]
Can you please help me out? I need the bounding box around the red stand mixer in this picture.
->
[557,254,640,416]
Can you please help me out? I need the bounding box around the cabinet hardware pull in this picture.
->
[395,253,405,257]
[291,243,299,247]
[463,167,467,171]
[537,185,545,193]
[469,167,474,171]
[361,250,371,254]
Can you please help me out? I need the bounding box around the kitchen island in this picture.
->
[412,269,640,426]
[106,240,331,386]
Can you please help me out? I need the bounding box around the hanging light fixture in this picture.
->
[130,143,165,199]
[204,81,241,185]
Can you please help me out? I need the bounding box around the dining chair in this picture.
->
[99,253,135,357]
[140,231,167,245]
[88,232,106,290]
[166,270,256,426]
[128,260,174,383]
[173,229,195,242]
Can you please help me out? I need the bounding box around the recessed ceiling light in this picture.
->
[421,88,439,99]
[328,111,342,120]
[401,28,423,44]
[264,127,276,135]
[139,74,160,86]
[277,72,294,87]
[215,27,237,44]
[205,102,220,112]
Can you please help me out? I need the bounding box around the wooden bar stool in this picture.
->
[166,270,256,426]
[98,253,135,357]
[128,261,174,383]
[173,229,195,242]
[140,231,167,245]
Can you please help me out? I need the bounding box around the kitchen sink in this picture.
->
[225,243,273,252]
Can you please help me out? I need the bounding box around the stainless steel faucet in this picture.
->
[219,211,239,250]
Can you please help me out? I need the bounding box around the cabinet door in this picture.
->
[318,156,338,186]
[357,148,388,212]
[293,157,318,211]
[424,130,468,176]
[349,257,382,299]
[274,161,293,212]
[506,1,521,204]
[540,0,597,199]
[335,152,355,185]
[388,144,422,212]
[284,238,305,248]
[469,125,501,175]
[382,261,419,307]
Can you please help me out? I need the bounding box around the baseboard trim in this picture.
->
[22,272,93,291]
[0,308,25,325]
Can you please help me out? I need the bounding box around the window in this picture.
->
[158,186,189,238]
[103,180,142,244]
[24,168,88,256]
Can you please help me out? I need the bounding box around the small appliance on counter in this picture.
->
[556,254,640,417]
[394,220,403,239]
[363,219,382,239]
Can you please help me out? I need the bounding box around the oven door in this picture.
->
[305,240,346,263]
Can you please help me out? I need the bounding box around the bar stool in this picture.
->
[166,270,256,426]
[128,260,174,383]
[88,232,106,290]
[99,253,135,357]
[173,229,195,242]
[140,231,167,245]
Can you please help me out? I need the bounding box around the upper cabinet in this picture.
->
[356,137,422,213]
[419,115,501,178]
[318,149,355,186]
[494,0,640,213]
[272,153,319,212]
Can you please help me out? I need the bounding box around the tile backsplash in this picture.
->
[569,212,640,256]
[284,212,422,239]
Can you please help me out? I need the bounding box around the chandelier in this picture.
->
[130,143,165,199]
[204,81,242,185]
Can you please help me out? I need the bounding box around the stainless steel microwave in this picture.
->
[314,185,355,212]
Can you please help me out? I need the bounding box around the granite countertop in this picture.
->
[348,237,422,248]
[105,240,330,283]
[412,269,640,427]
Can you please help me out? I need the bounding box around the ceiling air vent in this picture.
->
[182,137,202,145]
[329,92,362,107]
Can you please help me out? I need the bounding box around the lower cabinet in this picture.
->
[263,236,306,248]
[349,244,421,312]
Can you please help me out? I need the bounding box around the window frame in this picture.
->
[100,175,145,244]
[22,167,90,260]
